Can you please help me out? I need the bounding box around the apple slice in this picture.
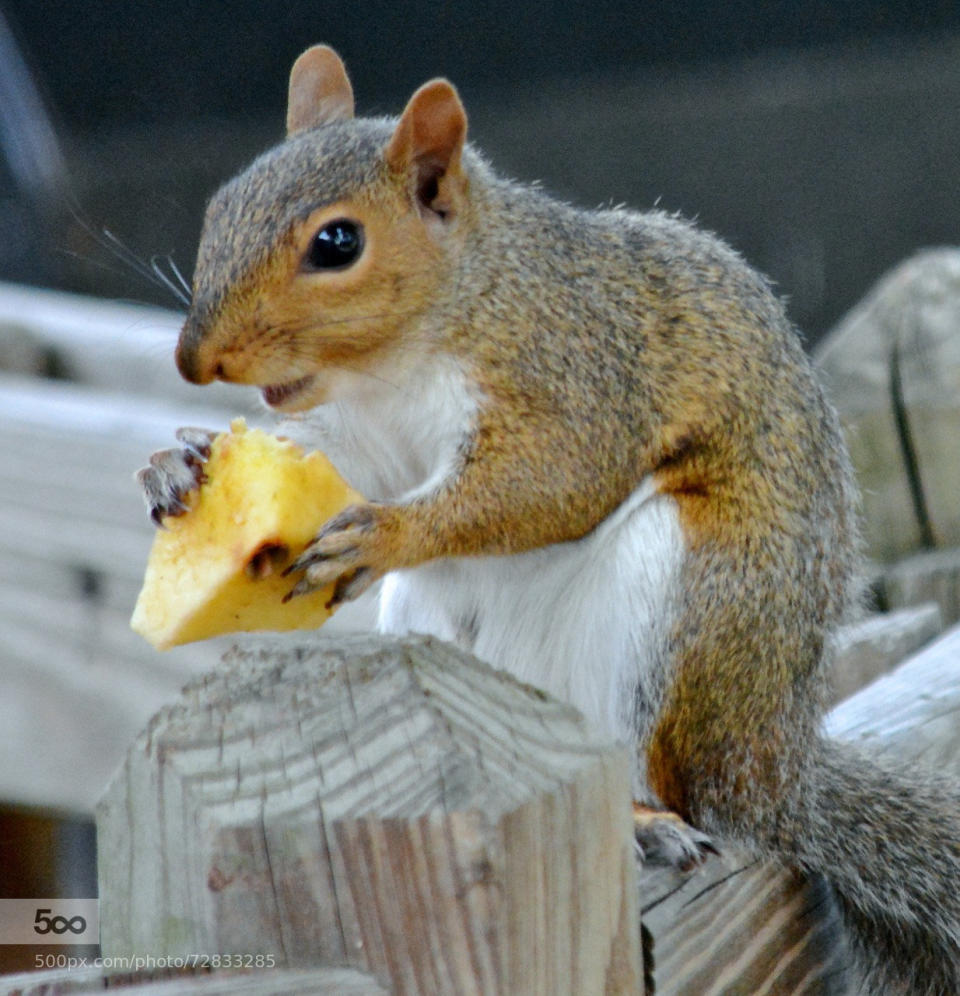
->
[131,419,362,650]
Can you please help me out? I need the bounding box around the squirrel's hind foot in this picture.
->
[136,426,215,526]
[633,803,718,872]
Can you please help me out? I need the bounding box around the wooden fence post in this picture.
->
[96,634,641,995]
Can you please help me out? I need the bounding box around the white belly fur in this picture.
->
[379,477,686,745]
[280,354,686,746]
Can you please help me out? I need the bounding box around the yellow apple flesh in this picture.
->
[131,420,362,650]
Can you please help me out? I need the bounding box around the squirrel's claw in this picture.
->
[136,433,214,526]
[330,567,375,606]
[284,504,374,576]
[633,804,718,872]
[283,503,390,605]
[175,426,216,461]
[136,427,215,526]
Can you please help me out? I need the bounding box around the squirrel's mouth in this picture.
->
[261,375,316,408]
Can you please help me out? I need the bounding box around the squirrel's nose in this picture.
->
[175,316,218,385]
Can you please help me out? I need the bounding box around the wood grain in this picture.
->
[827,602,941,704]
[881,545,960,628]
[97,634,641,995]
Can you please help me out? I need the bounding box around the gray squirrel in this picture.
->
[139,45,960,993]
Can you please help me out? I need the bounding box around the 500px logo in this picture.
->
[0,900,98,944]
[33,909,88,936]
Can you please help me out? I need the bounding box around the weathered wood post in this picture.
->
[814,248,960,563]
[97,634,641,995]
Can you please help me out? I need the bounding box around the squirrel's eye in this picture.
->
[305,219,364,270]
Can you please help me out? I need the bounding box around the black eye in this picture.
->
[305,219,364,270]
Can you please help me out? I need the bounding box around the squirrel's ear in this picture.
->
[385,79,467,218]
[286,45,354,135]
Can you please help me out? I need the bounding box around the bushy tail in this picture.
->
[793,739,960,994]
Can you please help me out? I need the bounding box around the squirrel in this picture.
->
[139,45,960,993]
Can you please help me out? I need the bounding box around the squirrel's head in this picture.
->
[176,45,470,411]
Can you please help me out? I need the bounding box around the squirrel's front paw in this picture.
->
[633,803,718,872]
[136,427,216,526]
[283,502,400,607]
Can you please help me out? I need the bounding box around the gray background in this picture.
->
[2,1,959,344]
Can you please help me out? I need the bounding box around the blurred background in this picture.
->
[4,0,960,340]
[1,0,959,976]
